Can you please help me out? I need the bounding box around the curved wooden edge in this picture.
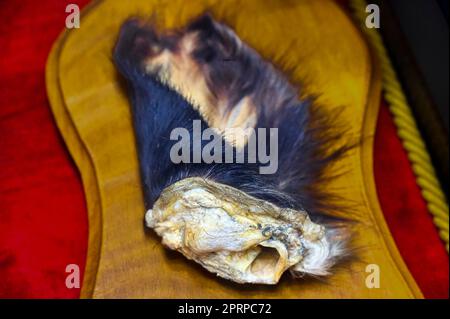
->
[45,0,104,299]
[357,30,423,298]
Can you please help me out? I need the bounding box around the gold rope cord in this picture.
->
[349,0,449,252]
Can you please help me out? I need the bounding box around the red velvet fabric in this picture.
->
[0,0,90,298]
[0,0,447,299]
[374,102,449,298]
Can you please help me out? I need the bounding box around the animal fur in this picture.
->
[114,14,352,277]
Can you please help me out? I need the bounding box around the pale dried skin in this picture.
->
[145,177,336,284]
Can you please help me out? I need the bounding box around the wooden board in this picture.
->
[46,0,423,298]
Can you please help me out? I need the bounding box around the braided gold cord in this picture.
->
[349,0,449,252]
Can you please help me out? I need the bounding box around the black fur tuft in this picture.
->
[114,15,355,253]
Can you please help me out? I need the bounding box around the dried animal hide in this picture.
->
[114,14,351,284]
